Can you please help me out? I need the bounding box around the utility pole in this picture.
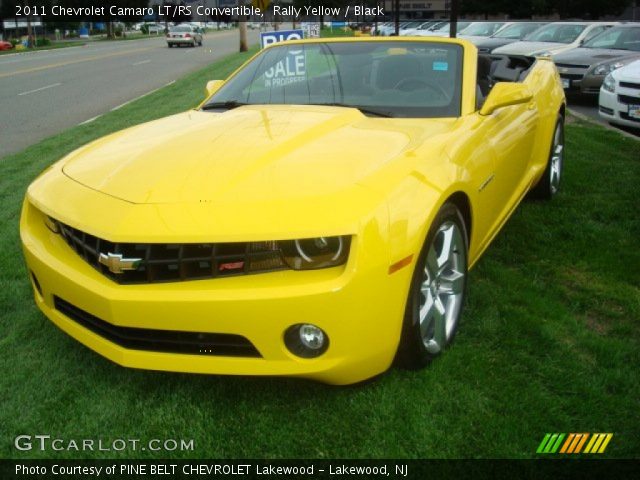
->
[449,0,459,38]
[394,0,399,35]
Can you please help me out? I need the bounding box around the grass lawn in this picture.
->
[0,48,638,460]
[0,41,87,56]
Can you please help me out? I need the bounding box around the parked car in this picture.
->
[21,38,566,385]
[599,58,640,130]
[400,21,443,36]
[493,22,617,57]
[167,25,203,48]
[474,22,548,53]
[416,21,472,37]
[458,21,510,41]
[0,40,14,51]
[141,23,165,34]
[552,24,640,95]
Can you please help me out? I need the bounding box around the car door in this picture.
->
[476,87,539,241]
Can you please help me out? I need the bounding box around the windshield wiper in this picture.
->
[201,101,250,111]
[315,103,394,118]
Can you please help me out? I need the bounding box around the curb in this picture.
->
[568,107,640,142]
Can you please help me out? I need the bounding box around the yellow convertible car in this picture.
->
[21,38,565,385]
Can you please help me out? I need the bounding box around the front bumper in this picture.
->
[598,85,640,130]
[21,199,413,385]
[558,71,603,95]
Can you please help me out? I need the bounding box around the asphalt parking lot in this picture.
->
[567,94,640,138]
[0,30,261,159]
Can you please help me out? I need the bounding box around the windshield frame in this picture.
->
[201,39,467,119]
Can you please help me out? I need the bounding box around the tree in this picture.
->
[239,19,248,52]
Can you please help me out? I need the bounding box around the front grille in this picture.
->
[559,73,584,80]
[555,63,590,69]
[620,81,640,90]
[618,94,640,105]
[55,221,287,284]
[54,296,262,358]
[620,112,640,123]
[599,106,614,115]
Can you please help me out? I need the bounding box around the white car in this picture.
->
[417,21,472,37]
[599,58,640,130]
[493,22,617,56]
[400,21,441,36]
[458,21,510,42]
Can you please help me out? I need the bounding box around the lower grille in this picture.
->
[54,296,262,358]
[620,112,640,123]
[599,106,614,115]
[618,94,640,105]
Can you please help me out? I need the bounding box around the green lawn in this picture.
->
[0,49,638,460]
[0,41,87,56]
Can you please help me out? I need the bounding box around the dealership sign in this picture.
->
[260,29,304,49]
[261,30,306,88]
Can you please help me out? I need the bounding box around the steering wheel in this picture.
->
[393,77,448,98]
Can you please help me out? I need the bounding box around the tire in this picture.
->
[395,203,469,369]
[531,114,564,200]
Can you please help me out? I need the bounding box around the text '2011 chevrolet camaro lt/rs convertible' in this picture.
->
[21,38,565,385]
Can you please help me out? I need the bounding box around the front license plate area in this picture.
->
[562,78,570,89]
[628,104,640,119]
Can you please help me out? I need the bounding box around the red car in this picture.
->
[0,40,14,51]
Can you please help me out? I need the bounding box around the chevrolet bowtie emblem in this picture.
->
[98,252,142,274]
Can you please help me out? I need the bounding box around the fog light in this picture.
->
[284,324,329,358]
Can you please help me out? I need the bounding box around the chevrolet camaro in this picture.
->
[21,38,566,385]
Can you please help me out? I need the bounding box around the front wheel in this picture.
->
[395,203,469,369]
[531,114,564,200]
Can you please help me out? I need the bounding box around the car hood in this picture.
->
[61,105,454,205]
[553,47,639,66]
[494,41,568,55]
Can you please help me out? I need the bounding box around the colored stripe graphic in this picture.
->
[537,433,565,453]
[538,433,612,454]
[585,433,614,453]
[537,434,552,454]
[574,433,589,453]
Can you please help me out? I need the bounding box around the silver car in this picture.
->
[167,25,203,48]
[553,24,640,95]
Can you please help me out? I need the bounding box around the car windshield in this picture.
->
[203,41,463,118]
[171,26,192,32]
[434,22,471,33]
[492,23,545,39]
[582,27,640,51]
[524,23,587,43]
[460,22,505,36]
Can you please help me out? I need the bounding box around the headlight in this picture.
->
[593,62,625,76]
[281,236,350,270]
[602,73,616,93]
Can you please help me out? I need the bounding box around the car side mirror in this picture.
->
[480,83,533,116]
[205,80,224,98]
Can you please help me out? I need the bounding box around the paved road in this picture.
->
[0,30,260,159]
